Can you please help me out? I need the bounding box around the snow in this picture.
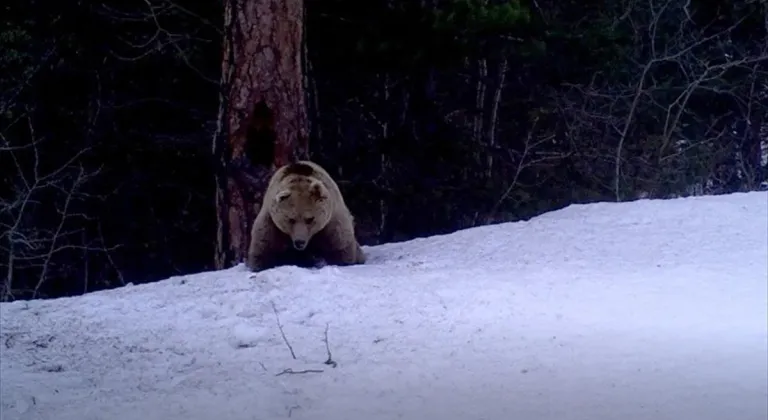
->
[2,192,767,420]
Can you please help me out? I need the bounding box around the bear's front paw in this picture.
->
[355,247,367,264]
[309,255,328,269]
[245,258,266,273]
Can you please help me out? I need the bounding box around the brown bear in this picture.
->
[245,160,366,272]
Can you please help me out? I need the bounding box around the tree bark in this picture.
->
[213,0,309,269]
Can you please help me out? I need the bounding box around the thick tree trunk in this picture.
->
[213,0,309,269]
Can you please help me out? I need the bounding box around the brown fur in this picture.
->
[246,160,366,272]
[282,162,316,177]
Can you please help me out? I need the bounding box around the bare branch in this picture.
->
[1,116,112,301]
[270,301,297,360]
[558,0,767,201]
[275,368,324,376]
[323,323,337,368]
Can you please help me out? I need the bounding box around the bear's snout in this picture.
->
[292,239,307,250]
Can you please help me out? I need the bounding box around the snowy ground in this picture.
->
[1,192,767,420]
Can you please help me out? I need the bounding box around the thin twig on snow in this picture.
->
[270,300,297,359]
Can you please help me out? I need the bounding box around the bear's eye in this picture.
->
[288,218,297,224]
[305,217,315,224]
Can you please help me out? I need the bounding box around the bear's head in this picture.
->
[269,176,333,251]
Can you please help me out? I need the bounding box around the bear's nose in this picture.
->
[293,239,307,250]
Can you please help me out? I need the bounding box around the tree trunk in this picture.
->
[485,57,507,180]
[213,0,309,269]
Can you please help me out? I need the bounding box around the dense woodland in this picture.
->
[2,0,766,301]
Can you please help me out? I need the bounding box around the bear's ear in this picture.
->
[310,180,328,201]
[275,189,292,202]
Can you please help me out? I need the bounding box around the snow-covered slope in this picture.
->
[1,192,767,420]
